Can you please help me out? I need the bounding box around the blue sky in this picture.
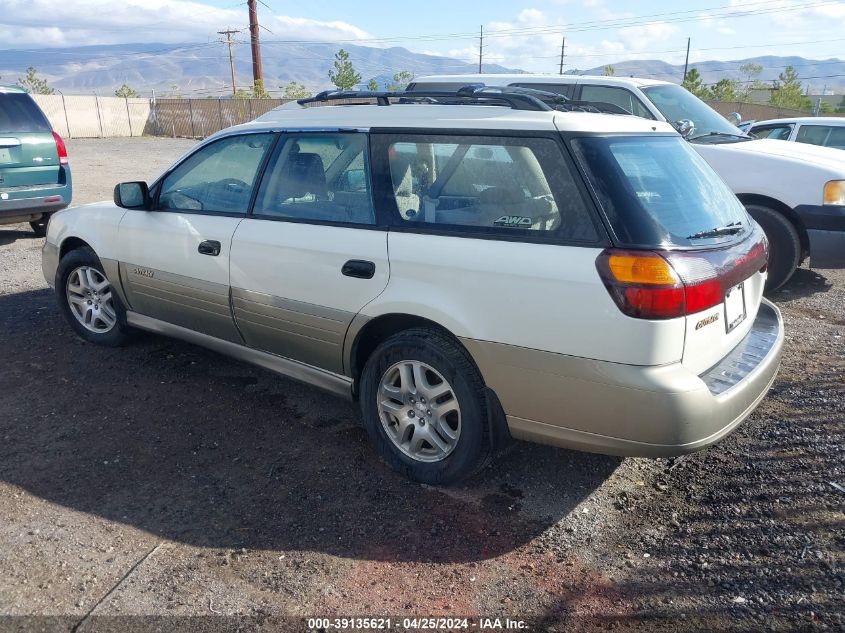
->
[3,0,845,75]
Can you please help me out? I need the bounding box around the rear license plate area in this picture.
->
[724,282,746,333]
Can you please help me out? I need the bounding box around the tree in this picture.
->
[769,66,812,110]
[233,88,252,100]
[681,68,711,100]
[388,70,414,91]
[738,62,765,100]
[837,95,845,114]
[282,81,312,99]
[251,79,269,99]
[367,78,379,91]
[818,100,834,114]
[709,78,738,102]
[17,66,54,95]
[602,65,615,76]
[328,49,361,90]
[114,84,139,98]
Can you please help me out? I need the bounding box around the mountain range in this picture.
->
[0,42,516,97]
[1,42,843,96]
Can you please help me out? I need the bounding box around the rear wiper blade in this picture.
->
[687,222,745,240]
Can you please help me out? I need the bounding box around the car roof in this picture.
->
[751,117,845,127]
[233,102,676,135]
[413,73,673,89]
[0,85,28,94]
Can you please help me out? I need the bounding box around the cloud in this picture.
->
[0,0,371,48]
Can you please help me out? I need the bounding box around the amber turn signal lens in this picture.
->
[823,180,845,206]
[606,253,681,285]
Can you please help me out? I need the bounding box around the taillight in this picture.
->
[596,229,768,320]
[52,131,68,166]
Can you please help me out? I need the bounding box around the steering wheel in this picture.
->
[218,178,249,191]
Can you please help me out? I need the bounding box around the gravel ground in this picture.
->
[0,138,842,632]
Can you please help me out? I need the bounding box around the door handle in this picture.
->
[342,259,376,279]
[198,240,221,256]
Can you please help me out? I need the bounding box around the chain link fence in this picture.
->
[705,100,845,121]
[31,95,294,139]
[30,94,844,139]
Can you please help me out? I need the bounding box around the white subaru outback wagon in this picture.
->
[42,88,784,484]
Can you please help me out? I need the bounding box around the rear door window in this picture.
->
[374,133,600,242]
[511,83,575,99]
[795,125,845,149]
[0,93,51,134]
[579,85,653,119]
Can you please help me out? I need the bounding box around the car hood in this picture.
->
[726,138,845,171]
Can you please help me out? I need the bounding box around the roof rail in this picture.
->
[298,87,553,111]
[298,85,630,115]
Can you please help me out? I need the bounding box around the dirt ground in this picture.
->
[0,138,842,632]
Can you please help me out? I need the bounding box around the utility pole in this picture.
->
[478,25,483,74]
[683,37,691,82]
[559,36,565,75]
[218,28,239,96]
[247,0,264,93]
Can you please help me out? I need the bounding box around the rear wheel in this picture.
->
[30,213,51,237]
[56,246,131,346]
[359,328,491,485]
[745,204,800,293]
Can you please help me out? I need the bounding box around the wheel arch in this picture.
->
[59,236,93,260]
[736,193,810,260]
[345,312,511,448]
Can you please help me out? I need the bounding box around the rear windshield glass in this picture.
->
[0,93,51,134]
[571,135,749,248]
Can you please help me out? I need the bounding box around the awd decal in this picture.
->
[695,313,720,330]
[132,267,155,279]
[494,215,533,227]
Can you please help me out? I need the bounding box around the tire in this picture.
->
[56,246,131,346]
[745,204,801,293]
[359,327,492,485]
[30,214,50,237]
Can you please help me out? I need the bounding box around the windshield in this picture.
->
[642,84,745,141]
[571,135,749,248]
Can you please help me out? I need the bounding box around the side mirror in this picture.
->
[674,119,695,139]
[727,111,742,126]
[114,181,150,209]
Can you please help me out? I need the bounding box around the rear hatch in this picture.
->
[0,91,61,190]
[570,133,769,372]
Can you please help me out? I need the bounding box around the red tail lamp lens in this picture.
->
[52,131,68,166]
[596,250,723,320]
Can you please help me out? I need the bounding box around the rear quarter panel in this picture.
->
[366,233,686,366]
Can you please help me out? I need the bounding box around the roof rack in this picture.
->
[298,86,552,111]
[297,84,629,115]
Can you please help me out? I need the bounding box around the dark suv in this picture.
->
[0,86,71,236]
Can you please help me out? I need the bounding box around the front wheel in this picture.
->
[745,204,801,293]
[359,328,492,485]
[56,246,131,346]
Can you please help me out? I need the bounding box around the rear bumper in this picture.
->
[794,203,845,268]
[462,299,784,457]
[0,191,69,222]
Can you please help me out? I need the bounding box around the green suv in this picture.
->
[0,86,71,236]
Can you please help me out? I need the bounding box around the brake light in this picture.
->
[52,131,68,166]
[596,233,767,321]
